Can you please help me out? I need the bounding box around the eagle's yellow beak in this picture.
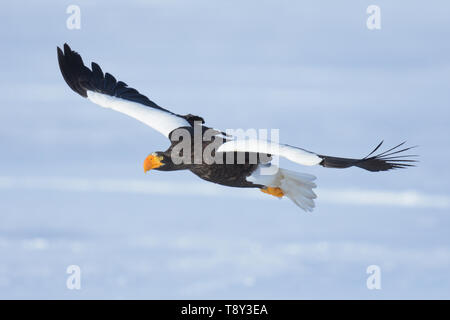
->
[143,154,164,172]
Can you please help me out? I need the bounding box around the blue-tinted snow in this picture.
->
[0,0,449,299]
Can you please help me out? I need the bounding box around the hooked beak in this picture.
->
[143,154,164,172]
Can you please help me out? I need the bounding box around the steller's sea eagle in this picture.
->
[57,43,417,212]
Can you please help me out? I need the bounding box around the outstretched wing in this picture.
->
[217,139,417,171]
[57,43,200,138]
[217,139,323,166]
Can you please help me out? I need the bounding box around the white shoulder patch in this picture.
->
[87,91,190,137]
[217,139,322,166]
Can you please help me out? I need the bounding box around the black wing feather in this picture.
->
[57,43,170,111]
[319,141,418,172]
[57,43,205,125]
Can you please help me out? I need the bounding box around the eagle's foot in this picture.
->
[260,187,284,198]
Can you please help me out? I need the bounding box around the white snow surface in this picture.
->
[0,0,449,299]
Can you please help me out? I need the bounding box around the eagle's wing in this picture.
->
[217,139,323,165]
[57,43,198,138]
[217,139,417,171]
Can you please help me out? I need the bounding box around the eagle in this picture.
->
[57,43,417,211]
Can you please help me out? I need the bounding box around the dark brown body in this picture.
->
[155,128,270,188]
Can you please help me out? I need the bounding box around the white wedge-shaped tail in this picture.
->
[248,165,318,212]
[278,169,317,212]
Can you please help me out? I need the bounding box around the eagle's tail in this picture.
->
[259,168,317,212]
[278,169,317,212]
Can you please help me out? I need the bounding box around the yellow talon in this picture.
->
[260,187,284,198]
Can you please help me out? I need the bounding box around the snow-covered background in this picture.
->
[0,0,449,299]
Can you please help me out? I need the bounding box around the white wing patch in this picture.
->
[217,139,322,166]
[87,91,190,137]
